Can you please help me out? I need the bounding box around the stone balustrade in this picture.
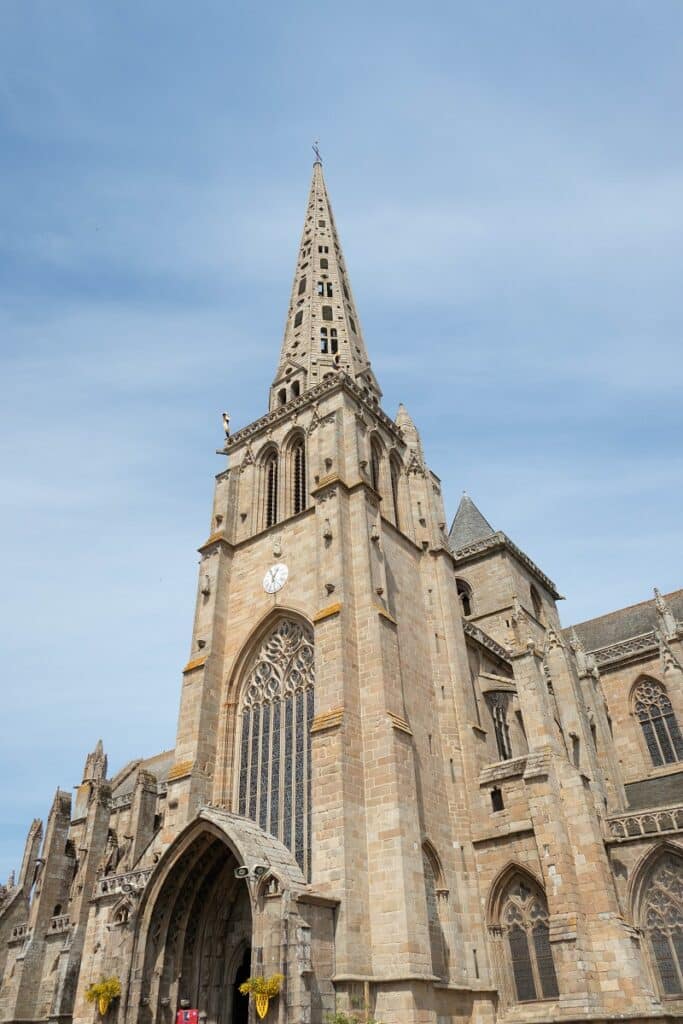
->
[9,923,28,943]
[94,868,153,898]
[48,914,70,934]
[606,803,683,842]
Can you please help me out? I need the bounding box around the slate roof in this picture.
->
[448,494,495,549]
[112,748,175,798]
[568,589,683,654]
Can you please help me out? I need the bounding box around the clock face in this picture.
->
[263,563,289,594]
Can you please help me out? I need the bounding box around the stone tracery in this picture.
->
[238,619,314,877]
[642,852,683,995]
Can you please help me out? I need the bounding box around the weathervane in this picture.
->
[312,140,322,164]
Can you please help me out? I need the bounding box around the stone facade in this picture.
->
[1,160,682,1024]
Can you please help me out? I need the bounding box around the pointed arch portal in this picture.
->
[128,810,308,1024]
[137,831,251,1024]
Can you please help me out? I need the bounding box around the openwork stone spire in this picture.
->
[270,158,381,410]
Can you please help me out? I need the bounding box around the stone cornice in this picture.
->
[463,619,511,664]
[452,531,561,600]
[219,374,404,454]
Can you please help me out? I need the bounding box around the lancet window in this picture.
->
[487,692,513,761]
[370,438,382,495]
[633,678,683,767]
[291,437,306,515]
[390,456,401,528]
[456,578,473,617]
[263,450,278,528]
[500,877,559,1002]
[237,619,314,877]
[641,852,683,995]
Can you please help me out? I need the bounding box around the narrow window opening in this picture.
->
[277,388,287,406]
[370,439,382,493]
[265,452,278,528]
[318,219,326,227]
[456,579,473,617]
[390,458,401,528]
[330,328,338,354]
[320,258,328,269]
[530,585,544,622]
[349,315,357,333]
[298,276,306,295]
[293,440,306,515]
[294,310,303,328]
[491,787,504,812]
[291,380,300,398]
[320,328,328,353]
[571,734,581,768]
[322,306,333,321]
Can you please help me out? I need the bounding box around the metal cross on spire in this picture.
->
[312,140,322,164]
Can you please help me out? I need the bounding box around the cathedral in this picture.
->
[1,158,683,1024]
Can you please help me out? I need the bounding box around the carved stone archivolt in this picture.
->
[242,620,314,709]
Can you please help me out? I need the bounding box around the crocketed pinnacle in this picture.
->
[271,159,381,406]
[448,494,495,550]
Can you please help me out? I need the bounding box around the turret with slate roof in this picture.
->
[448,493,562,647]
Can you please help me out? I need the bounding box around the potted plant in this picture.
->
[238,973,284,1019]
[85,977,122,1016]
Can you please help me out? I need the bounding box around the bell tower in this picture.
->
[162,156,483,1021]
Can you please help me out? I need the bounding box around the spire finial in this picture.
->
[312,140,322,164]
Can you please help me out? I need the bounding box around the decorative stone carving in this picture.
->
[654,588,678,641]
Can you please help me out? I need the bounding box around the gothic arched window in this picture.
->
[456,578,473,618]
[291,436,306,515]
[370,438,382,495]
[530,584,544,622]
[641,852,683,995]
[237,619,314,877]
[487,692,513,761]
[263,450,278,528]
[390,456,401,529]
[500,877,559,1002]
[422,841,448,980]
[633,678,683,767]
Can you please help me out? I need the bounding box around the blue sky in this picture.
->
[1,2,682,879]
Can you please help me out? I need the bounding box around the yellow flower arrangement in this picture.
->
[238,974,284,1019]
[85,977,122,1016]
